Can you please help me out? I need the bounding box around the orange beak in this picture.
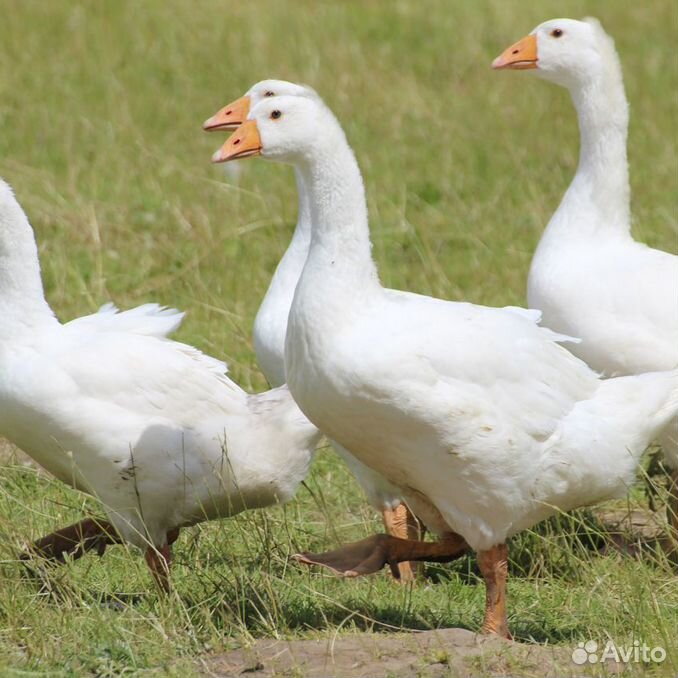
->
[211,120,262,163]
[203,95,251,131]
[492,34,538,70]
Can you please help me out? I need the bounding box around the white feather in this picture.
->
[0,178,320,550]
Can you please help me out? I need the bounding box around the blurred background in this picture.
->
[0,1,675,674]
[0,0,675,388]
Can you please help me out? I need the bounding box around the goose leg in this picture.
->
[144,528,180,593]
[477,543,512,640]
[382,503,426,581]
[145,545,171,593]
[22,518,121,563]
[294,532,468,579]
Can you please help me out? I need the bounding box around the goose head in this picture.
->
[211,95,334,165]
[492,18,612,89]
[203,80,318,132]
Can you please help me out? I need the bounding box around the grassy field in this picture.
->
[0,0,676,675]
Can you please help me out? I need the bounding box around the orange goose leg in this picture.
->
[382,504,426,582]
[294,532,468,579]
[22,518,121,563]
[144,528,180,593]
[25,520,183,595]
[477,543,512,639]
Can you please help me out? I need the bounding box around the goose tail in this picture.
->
[594,368,678,457]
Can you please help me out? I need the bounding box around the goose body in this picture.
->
[493,18,678,467]
[214,95,678,635]
[251,164,407,513]
[205,82,418,558]
[251,172,310,387]
[0,179,320,571]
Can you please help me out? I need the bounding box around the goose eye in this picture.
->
[271,110,282,120]
[550,28,563,38]
[264,91,275,97]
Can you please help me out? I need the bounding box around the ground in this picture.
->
[0,0,676,676]
[204,629,581,678]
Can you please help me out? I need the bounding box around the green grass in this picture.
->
[0,0,676,674]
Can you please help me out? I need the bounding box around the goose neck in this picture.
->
[292,166,312,246]
[260,168,311,302]
[0,186,57,339]
[296,140,379,291]
[564,70,631,234]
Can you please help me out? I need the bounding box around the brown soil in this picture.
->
[202,628,604,678]
[0,438,37,467]
[596,508,665,542]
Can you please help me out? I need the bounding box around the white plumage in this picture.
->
[221,94,678,635]
[207,81,411,526]
[495,18,677,466]
[0,179,320,563]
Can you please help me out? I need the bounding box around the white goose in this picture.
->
[204,80,425,580]
[493,18,678,531]
[212,95,678,637]
[0,178,321,589]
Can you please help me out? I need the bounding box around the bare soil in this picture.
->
[0,438,37,467]
[202,628,607,678]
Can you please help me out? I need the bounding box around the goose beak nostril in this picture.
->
[203,95,252,132]
[492,34,538,70]
[212,119,262,163]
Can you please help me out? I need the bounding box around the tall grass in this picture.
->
[0,0,676,674]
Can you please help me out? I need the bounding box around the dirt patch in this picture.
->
[596,508,664,542]
[0,438,36,467]
[203,628,603,677]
